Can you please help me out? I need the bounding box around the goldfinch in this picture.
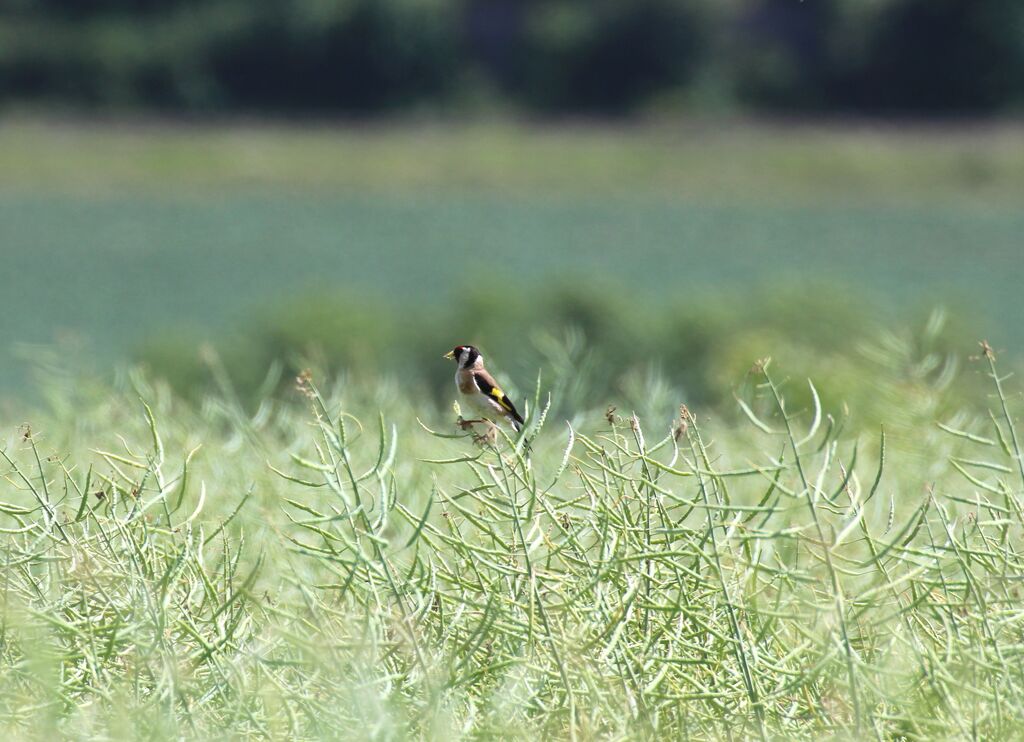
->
[444,345,525,432]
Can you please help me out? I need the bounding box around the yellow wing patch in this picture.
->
[473,372,518,416]
[488,387,516,413]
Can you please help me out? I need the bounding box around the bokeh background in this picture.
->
[1,0,1022,418]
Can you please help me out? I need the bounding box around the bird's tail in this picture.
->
[509,416,531,454]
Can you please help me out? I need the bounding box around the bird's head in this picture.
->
[444,345,482,369]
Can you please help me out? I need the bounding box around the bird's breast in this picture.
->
[456,368,476,394]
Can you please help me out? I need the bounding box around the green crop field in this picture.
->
[1,119,1024,738]
[1,342,1023,738]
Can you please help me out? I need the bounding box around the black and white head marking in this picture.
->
[458,346,482,369]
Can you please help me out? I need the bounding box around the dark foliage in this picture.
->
[852,0,1024,113]
[1,0,1021,115]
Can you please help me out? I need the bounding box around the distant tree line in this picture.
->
[1,0,1022,116]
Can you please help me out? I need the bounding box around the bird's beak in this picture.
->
[443,351,455,360]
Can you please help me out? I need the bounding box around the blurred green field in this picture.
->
[0,120,1021,400]
[5,120,1024,201]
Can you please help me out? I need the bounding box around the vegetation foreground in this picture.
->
[1,339,1023,739]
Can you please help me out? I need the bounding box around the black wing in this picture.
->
[473,372,525,429]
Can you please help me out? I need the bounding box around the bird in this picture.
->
[444,345,525,433]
